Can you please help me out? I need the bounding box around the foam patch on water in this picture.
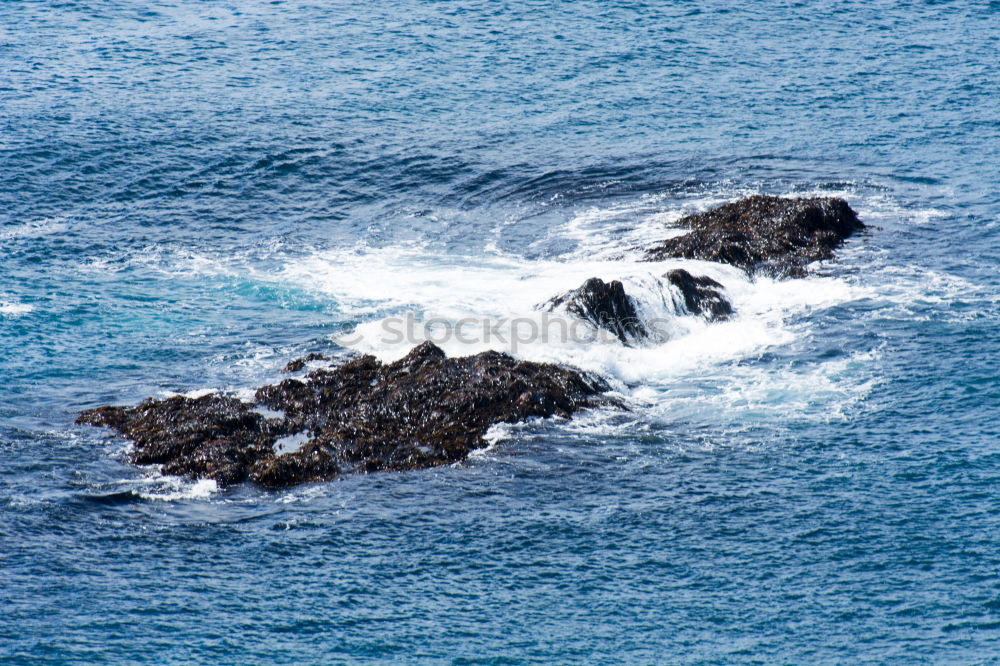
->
[163,388,217,399]
[635,348,884,426]
[469,422,523,461]
[0,218,69,241]
[0,300,34,317]
[128,475,220,501]
[81,244,249,277]
[275,484,330,505]
[278,247,871,384]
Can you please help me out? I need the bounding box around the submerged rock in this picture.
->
[665,269,733,321]
[644,195,863,277]
[78,342,614,489]
[541,277,646,343]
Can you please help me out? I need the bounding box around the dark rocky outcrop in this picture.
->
[78,342,614,489]
[541,277,646,343]
[644,195,863,277]
[665,269,733,321]
[540,271,733,342]
[79,395,282,487]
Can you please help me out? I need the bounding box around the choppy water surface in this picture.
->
[3,1,1000,662]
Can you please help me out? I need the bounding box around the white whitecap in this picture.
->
[0,218,69,241]
[133,476,219,501]
[0,301,33,317]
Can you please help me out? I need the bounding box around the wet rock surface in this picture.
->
[665,269,733,321]
[78,342,614,489]
[541,277,646,343]
[541,271,733,342]
[282,352,330,373]
[644,195,864,277]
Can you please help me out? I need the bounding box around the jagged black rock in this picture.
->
[644,195,864,278]
[78,342,615,489]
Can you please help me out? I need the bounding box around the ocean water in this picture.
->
[3,1,1000,662]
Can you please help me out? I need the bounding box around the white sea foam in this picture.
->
[0,301,34,316]
[164,388,217,399]
[0,218,68,241]
[274,484,329,505]
[469,422,524,461]
[131,475,219,501]
[278,247,871,388]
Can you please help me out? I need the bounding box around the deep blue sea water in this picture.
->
[3,1,1000,662]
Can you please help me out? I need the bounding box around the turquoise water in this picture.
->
[3,1,1000,662]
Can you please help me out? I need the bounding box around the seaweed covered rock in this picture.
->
[254,341,613,474]
[644,195,863,277]
[541,277,646,343]
[283,352,331,373]
[77,343,614,489]
[79,395,281,486]
[665,269,733,321]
